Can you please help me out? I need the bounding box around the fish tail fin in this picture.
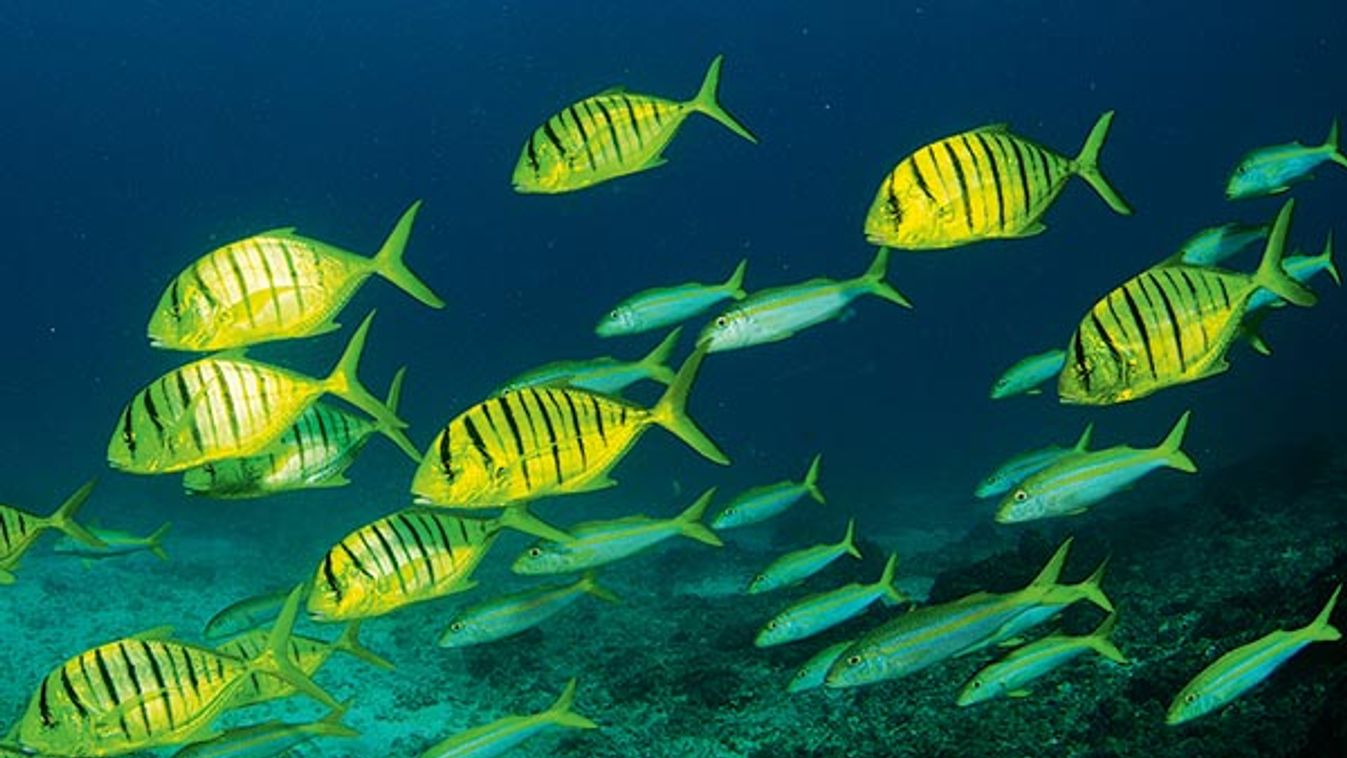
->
[579,571,622,604]
[689,54,758,144]
[1156,410,1198,474]
[325,311,409,432]
[374,366,422,462]
[674,488,724,547]
[640,328,683,386]
[1254,199,1317,307]
[313,704,361,739]
[250,585,341,710]
[1073,422,1095,452]
[1074,557,1115,613]
[1319,231,1340,286]
[1087,613,1128,664]
[370,200,445,309]
[1241,310,1273,356]
[1325,118,1347,169]
[332,620,395,671]
[875,552,906,605]
[1072,110,1132,215]
[44,479,105,549]
[499,503,573,543]
[839,518,862,560]
[1303,584,1343,643]
[1029,537,1073,588]
[855,247,912,308]
[145,522,172,561]
[543,678,600,730]
[724,258,749,299]
[651,343,729,465]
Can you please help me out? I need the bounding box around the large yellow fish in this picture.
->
[864,111,1132,250]
[108,312,406,474]
[147,201,443,351]
[512,55,757,194]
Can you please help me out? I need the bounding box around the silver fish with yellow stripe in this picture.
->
[492,329,681,396]
[417,678,597,758]
[957,613,1127,706]
[170,708,357,758]
[439,571,619,648]
[756,553,903,649]
[746,519,862,594]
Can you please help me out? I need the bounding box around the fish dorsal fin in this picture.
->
[130,625,176,641]
[597,86,628,95]
[256,226,300,238]
[972,123,1010,134]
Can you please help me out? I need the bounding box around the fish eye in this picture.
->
[528,547,542,557]
[450,622,464,632]
[971,680,982,689]
[847,655,862,666]
[610,310,619,319]
[755,574,766,583]
[715,316,728,328]
[1013,490,1028,502]
[767,621,777,629]
[1184,693,1197,704]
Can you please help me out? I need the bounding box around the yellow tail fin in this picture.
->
[674,488,724,547]
[690,54,758,144]
[650,343,729,465]
[370,200,445,309]
[249,585,341,710]
[541,678,600,730]
[44,479,105,549]
[325,311,409,432]
[1253,200,1317,307]
[1072,110,1133,215]
[1156,411,1197,474]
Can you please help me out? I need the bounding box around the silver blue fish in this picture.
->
[1171,222,1270,266]
[975,423,1093,499]
[990,349,1067,399]
[746,519,862,594]
[787,641,853,693]
[711,455,824,529]
[171,709,358,758]
[1226,118,1347,199]
[597,259,747,337]
[957,613,1127,706]
[756,553,903,648]
[52,521,171,563]
[418,679,597,758]
[439,572,619,648]
[493,328,682,396]
[1246,233,1338,313]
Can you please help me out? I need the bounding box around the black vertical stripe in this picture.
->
[1090,310,1125,369]
[180,650,200,696]
[909,159,936,203]
[942,141,975,231]
[323,553,343,600]
[526,132,540,172]
[974,133,1006,230]
[588,396,607,443]
[0,510,10,549]
[366,524,408,595]
[120,405,137,455]
[1173,269,1211,351]
[541,120,567,156]
[212,364,242,447]
[38,679,55,727]
[922,146,950,196]
[567,106,597,170]
[427,513,457,566]
[650,100,664,126]
[141,389,167,448]
[93,649,132,738]
[168,278,182,317]
[463,415,495,473]
[224,249,255,327]
[189,262,217,308]
[1148,273,1188,372]
[438,428,453,475]
[621,96,645,146]
[1216,277,1232,309]
[959,135,990,229]
[1072,328,1091,393]
[118,643,152,736]
[1121,286,1158,378]
[560,392,588,470]
[529,389,564,485]
[1005,137,1034,217]
[397,514,436,585]
[592,100,624,163]
[338,540,374,579]
[141,642,173,731]
[496,396,532,490]
[277,241,306,312]
[255,242,283,322]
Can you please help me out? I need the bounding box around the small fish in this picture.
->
[596,259,748,337]
[1226,118,1347,199]
[711,454,825,530]
[787,641,853,693]
[746,519,862,594]
[1167,585,1342,725]
[864,112,1132,250]
[493,329,682,396]
[996,412,1196,523]
[439,571,619,648]
[170,708,358,758]
[1245,232,1339,313]
[412,344,727,510]
[215,621,393,708]
[757,553,903,649]
[148,200,444,351]
[418,678,597,758]
[109,312,409,475]
[512,489,722,576]
[697,248,910,353]
[990,349,1068,399]
[512,54,757,194]
[1059,200,1315,405]
[1170,222,1270,267]
[0,480,104,584]
[203,589,290,640]
[957,613,1127,706]
[975,423,1093,499]
[182,367,418,498]
[52,521,171,563]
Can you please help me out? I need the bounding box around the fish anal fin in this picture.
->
[1009,222,1048,238]
[1007,689,1033,698]
[642,155,669,170]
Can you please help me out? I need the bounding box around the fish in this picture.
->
[697,248,910,352]
[596,259,748,337]
[511,488,722,576]
[417,678,597,758]
[957,613,1127,706]
[11,586,338,757]
[996,412,1196,523]
[989,349,1067,399]
[756,553,903,649]
[511,54,757,194]
[1059,199,1316,405]
[1170,222,1270,267]
[825,539,1112,689]
[492,329,682,396]
[864,111,1132,250]
[0,480,104,583]
[203,590,290,641]
[787,641,853,693]
[710,454,825,530]
[1226,118,1347,199]
[214,621,393,708]
[109,311,408,475]
[439,571,619,648]
[170,708,358,758]
[147,201,443,351]
[411,343,728,510]
[746,519,862,594]
[181,367,418,498]
[1167,584,1342,725]
[1245,232,1339,313]
[974,423,1093,499]
[52,521,171,563]
[306,508,532,622]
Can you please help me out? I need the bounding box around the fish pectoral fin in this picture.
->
[1065,508,1090,516]
[597,85,629,95]
[0,568,14,584]
[1010,222,1048,238]
[571,475,620,493]
[996,636,1026,648]
[307,475,352,489]
[308,320,344,338]
[642,155,670,170]
[1007,689,1033,698]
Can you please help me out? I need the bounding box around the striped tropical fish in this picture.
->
[147,201,443,351]
[12,586,337,757]
[511,54,757,194]
[213,621,392,709]
[411,344,727,510]
[108,312,407,475]
[181,367,417,498]
[0,480,104,584]
[1059,200,1316,405]
[864,111,1132,250]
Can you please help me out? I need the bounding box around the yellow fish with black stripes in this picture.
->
[147,201,443,351]
[108,311,407,475]
[512,54,757,194]
[411,344,728,510]
[864,111,1132,250]
[1059,199,1315,405]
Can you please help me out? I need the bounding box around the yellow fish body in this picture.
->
[0,480,103,583]
[864,112,1131,250]
[411,344,727,508]
[512,54,756,194]
[108,312,405,475]
[147,201,443,351]
[1060,200,1315,405]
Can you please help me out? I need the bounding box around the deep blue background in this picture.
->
[1,1,1345,540]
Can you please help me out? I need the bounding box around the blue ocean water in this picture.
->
[2,2,1346,756]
